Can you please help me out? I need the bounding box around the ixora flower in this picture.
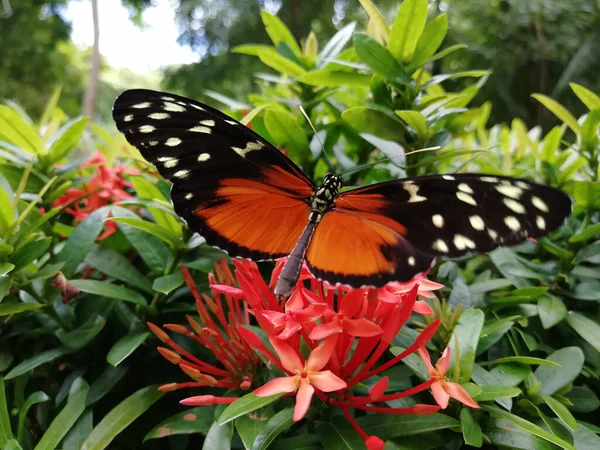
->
[152,258,453,449]
[418,347,479,409]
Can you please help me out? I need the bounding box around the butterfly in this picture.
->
[113,89,572,298]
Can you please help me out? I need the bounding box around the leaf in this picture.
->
[0,263,14,277]
[448,308,484,383]
[481,405,575,450]
[358,0,389,43]
[566,312,600,353]
[56,207,110,278]
[483,417,560,450]
[130,178,182,235]
[573,241,600,264]
[571,282,600,301]
[357,413,459,439]
[537,296,567,329]
[0,105,45,154]
[56,314,106,350]
[570,82,600,110]
[532,94,581,134]
[573,423,600,450]
[0,186,14,232]
[10,237,51,270]
[342,107,403,141]
[46,117,89,164]
[235,408,274,449]
[421,44,467,67]
[388,0,428,62]
[534,347,584,396]
[81,385,164,450]
[218,393,283,425]
[17,391,50,443]
[33,389,88,450]
[315,417,366,449]
[0,378,13,447]
[541,395,577,431]
[460,408,482,448]
[471,365,512,410]
[152,271,184,294]
[473,385,521,401]
[4,440,23,450]
[203,421,232,450]
[565,387,600,413]
[87,365,129,406]
[318,22,356,68]
[62,410,93,450]
[264,109,309,158]
[0,302,44,317]
[569,223,600,244]
[69,280,147,305]
[85,245,153,293]
[408,14,448,71]
[252,408,294,450]
[258,52,306,77]
[232,44,277,56]
[145,406,216,440]
[5,347,71,380]
[480,356,560,367]
[467,278,514,295]
[261,11,302,57]
[106,331,150,367]
[396,110,428,139]
[297,70,372,88]
[353,34,410,84]
[110,217,180,249]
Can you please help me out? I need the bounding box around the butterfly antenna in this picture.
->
[299,105,335,173]
[338,146,441,176]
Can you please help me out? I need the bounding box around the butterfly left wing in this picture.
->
[306,174,571,287]
[113,89,315,261]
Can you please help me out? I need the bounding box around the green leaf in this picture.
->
[534,347,584,396]
[87,365,129,406]
[264,109,309,158]
[565,387,600,413]
[252,408,293,450]
[46,117,89,164]
[57,314,106,350]
[358,413,459,439]
[5,347,71,380]
[152,271,184,294]
[56,207,110,278]
[106,331,150,367]
[218,393,283,425]
[258,52,306,77]
[4,440,23,450]
[353,34,410,84]
[130,178,182,235]
[17,391,50,443]
[473,385,521,401]
[69,280,147,306]
[297,70,372,87]
[0,105,45,155]
[0,302,44,317]
[81,385,164,450]
[63,409,93,450]
[27,262,64,282]
[396,110,428,138]
[318,22,356,68]
[235,408,273,449]
[110,217,181,249]
[85,245,153,293]
[532,94,581,134]
[569,222,600,243]
[358,0,389,43]
[10,237,51,270]
[0,264,14,277]
[467,278,514,295]
[581,109,600,150]
[203,421,232,450]
[261,11,302,57]
[573,241,600,264]
[471,365,513,410]
[388,0,428,62]
[481,405,575,450]
[421,44,467,67]
[408,14,448,71]
[571,281,600,300]
[315,417,366,449]
[0,186,14,232]
[460,408,482,448]
[570,82,600,110]
[483,417,560,450]
[566,312,600,353]
[0,378,13,447]
[538,296,567,329]
[480,356,560,367]
[232,44,277,56]
[342,107,403,141]
[573,423,600,450]
[145,406,216,440]
[33,389,88,450]
[448,308,484,383]
[0,276,11,302]
[541,395,577,431]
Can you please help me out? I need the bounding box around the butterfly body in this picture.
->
[113,89,572,298]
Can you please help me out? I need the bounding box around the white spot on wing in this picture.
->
[457,191,477,206]
[454,234,476,250]
[190,104,205,111]
[442,175,455,180]
[488,229,498,240]
[132,102,152,109]
[516,181,530,189]
[408,256,416,266]
[162,96,176,101]
[469,215,485,230]
[232,141,265,158]
[174,170,191,179]
[165,137,182,147]
[139,125,155,133]
[532,196,549,212]
[433,239,449,253]
[149,112,170,120]
[225,119,239,125]
[158,156,178,168]
[197,153,211,162]
[505,216,521,231]
[200,120,215,126]
[189,126,211,134]
[458,183,473,194]
[403,181,427,203]
[503,198,526,214]
[432,214,444,228]
[123,114,133,122]
[163,102,186,112]
[480,176,498,182]
[185,193,193,200]
[497,185,523,199]
[536,216,546,230]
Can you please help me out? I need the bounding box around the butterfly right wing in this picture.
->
[113,89,314,260]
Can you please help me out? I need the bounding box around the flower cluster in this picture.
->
[149,259,478,449]
[52,151,137,240]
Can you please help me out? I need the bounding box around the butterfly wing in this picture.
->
[113,89,314,260]
[306,174,571,287]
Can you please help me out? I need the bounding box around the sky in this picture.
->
[63,0,198,73]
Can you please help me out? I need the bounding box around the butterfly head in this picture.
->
[322,173,344,190]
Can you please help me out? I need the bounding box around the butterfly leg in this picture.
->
[274,221,318,299]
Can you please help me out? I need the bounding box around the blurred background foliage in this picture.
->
[1,0,599,127]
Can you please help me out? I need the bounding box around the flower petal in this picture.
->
[261,310,287,327]
[340,289,364,317]
[413,300,433,315]
[369,376,389,400]
[417,348,436,377]
[285,289,304,312]
[210,284,244,297]
[445,382,480,408]
[277,320,302,340]
[307,335,338,372]
[293,380,315,421]
[376,288,400,304]
[436,347,451,375]
[431,381,450,409]
[308,320,343,340]
[269,337,303,372]
[295,303,327,322]
[365,436,385,450]
[343,318,383,337]
[309,370,347,392]
[254,376,298,397]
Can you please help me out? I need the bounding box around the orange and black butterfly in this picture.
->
[113,90,571,297]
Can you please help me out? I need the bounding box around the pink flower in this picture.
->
[253,335,346,421]
[418,347,479,409]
